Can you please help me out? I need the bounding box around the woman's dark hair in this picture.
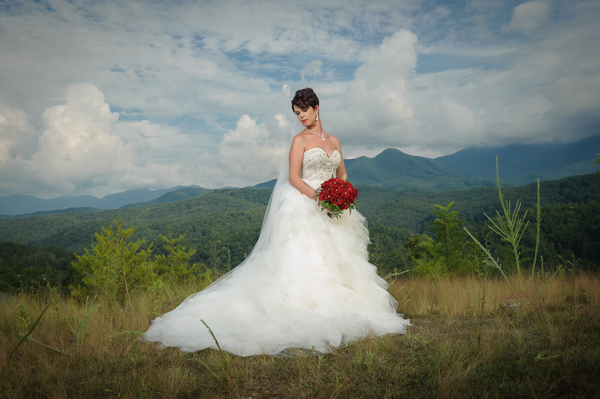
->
[291,88,319,111]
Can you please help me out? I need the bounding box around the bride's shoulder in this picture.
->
[291,132,309,146]
[290,133,308,154]
[326,133,341,146]
[292,131,305,140]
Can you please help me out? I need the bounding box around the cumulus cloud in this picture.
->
[0,0,599,197]
[337,30,417,144]
[28,83,132,194]
[509,1,550,33]
[0,84,188,197]
[214,114,292,186]
[0,83,295,197]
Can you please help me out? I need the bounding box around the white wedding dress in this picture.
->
[142,147,410,356]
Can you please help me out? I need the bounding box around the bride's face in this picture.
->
[293,105,319,127]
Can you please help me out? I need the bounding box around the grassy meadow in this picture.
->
[1,273,599,398]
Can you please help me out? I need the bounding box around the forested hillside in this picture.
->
[0,173,598,292]
[0,243,76,293]
[0,188,271,258]
[345,149,491,191]
[359,174,600,231]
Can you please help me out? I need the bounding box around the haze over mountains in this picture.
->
[1,135,598,216]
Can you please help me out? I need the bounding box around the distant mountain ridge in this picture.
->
[122,187,213,208]
[345,148,491,191]
[1,135,597,216]
[253,149,476,190]
[0,187,187,216]
[435,134,600,184]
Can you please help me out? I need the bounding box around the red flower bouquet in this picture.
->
[315,177,358,218]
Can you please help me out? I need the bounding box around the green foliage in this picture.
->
[407,203,484,278]
[465,158,543,290]
[429,202,467,273]
[154,229,199,283]
[409,235,449,279]
[205,226,233,272]
[0,242,78,293]
[0,174,598,258]
[368,223,412,275]
[526,202,600,269]
[71,218,218,302]
[72,217,156,303]
[484,157,530,276]
[595,153,600,173]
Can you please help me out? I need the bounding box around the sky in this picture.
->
[0,0,599,199]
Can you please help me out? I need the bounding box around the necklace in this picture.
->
[306,127,325,141]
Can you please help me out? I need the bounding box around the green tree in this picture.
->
[407,202,484,278]
[155,229,200,283]
[72,218,156,303]
[429,202,467,273]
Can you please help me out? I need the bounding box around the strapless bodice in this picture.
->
[301,148,341,184]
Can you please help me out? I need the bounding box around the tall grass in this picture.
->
[2,273,599,398]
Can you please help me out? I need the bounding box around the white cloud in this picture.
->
[509,1,550,33]
[0,84,188,197]
[301,60,323,81]
[0,100,36,163]
[214,114,292,187]
[0,0,599,197]
[337,30,417,145]
[29,83,125,188]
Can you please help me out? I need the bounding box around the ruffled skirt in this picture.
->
[142,181,410,356]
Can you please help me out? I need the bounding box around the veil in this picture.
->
[192,127,297,293]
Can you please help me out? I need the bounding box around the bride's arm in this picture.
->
[289,136,318,200]
[330,135,348,180]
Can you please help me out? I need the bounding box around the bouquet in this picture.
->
[315,177,358,218]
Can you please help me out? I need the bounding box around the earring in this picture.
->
[316,113,319,121]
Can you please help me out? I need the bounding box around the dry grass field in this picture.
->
[1,273,599,398]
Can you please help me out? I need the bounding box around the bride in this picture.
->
[142,88,410,356]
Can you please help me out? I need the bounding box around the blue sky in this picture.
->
[0,0,598,198]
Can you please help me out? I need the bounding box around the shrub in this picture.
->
[71,218,157,303]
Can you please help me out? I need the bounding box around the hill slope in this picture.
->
[0,174,598,257]
[346,148,491,190]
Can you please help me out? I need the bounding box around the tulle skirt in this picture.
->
[142,181,410,356]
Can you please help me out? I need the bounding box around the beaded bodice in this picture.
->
[301,148,341,185]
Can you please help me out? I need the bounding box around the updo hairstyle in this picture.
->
[291,88,319,111]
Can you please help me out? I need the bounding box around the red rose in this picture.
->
[315,177,358,218]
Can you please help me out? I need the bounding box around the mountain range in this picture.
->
[435,134,600,183]
[0,187,188,216]
[1,134,598,216]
